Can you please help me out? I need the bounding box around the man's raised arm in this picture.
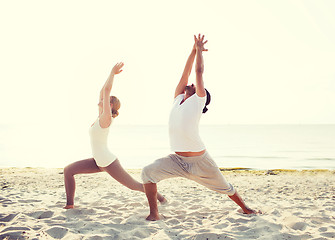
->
[195,34,208,97]
[174,37,197,98]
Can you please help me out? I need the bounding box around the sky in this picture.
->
[1,0,335,127]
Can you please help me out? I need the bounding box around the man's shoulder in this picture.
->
[190,93,206,103]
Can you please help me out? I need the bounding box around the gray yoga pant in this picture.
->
[141,151,236,196]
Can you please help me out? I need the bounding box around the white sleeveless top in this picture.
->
[89,118,117,167]
[168,94,206,152]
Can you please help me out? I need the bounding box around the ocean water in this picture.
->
[0,124,334,170]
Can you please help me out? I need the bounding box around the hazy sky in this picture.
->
[1,0,335,126]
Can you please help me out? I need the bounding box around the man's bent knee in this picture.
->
[227,187,236,196]
[141,165,158,184]
[212,183,236,196]
[223,184,236,196]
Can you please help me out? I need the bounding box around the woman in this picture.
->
[64,62,166,209]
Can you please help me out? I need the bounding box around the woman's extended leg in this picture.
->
[102,159,166,202]
[63,158,102,208]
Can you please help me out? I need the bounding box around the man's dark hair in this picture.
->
[202,89,211,113]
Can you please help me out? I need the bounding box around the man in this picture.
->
[141,34,259,221]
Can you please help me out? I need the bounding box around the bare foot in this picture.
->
[238,207,262,214]
[157,193,167,203]
[63,205,74,209]
[158,197,168,205]
[146,213,161,221]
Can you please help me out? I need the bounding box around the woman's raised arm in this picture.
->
[99,62,124,128]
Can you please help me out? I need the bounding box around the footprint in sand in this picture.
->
[51,215,67,221]
[63,208,96,218]
[45,226,69,239]
[188,204,204,210]
[286,220,308,231]
[277,233,312,240]
[94,206,111,211]
[0,198,15,206]
[166,218,181,225]
[26,210,54,219]
[226,217,253,224]
[232,225,250,231]
[83,236,110,240]
[0,231,27,240]
[0,227,31,240]
[111,217,123,224]
[18,199,42,203]
[131,229,152,239]
[0,226,31,233]
[321,232,335,238]
[0,213,19,222]
[213,223,229,229]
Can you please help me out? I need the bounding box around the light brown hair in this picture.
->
[110,96,121,118]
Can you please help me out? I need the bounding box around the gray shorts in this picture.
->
[141,151,236,196]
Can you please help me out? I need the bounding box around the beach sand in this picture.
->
[0,168,334,240]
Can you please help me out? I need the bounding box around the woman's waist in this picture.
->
[90,139,109,147]
[91,147,112,154]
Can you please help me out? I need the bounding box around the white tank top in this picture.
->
[168,94,206,152]
[89,118,117,167]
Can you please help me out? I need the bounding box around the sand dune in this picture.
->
[0,168,334,239]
